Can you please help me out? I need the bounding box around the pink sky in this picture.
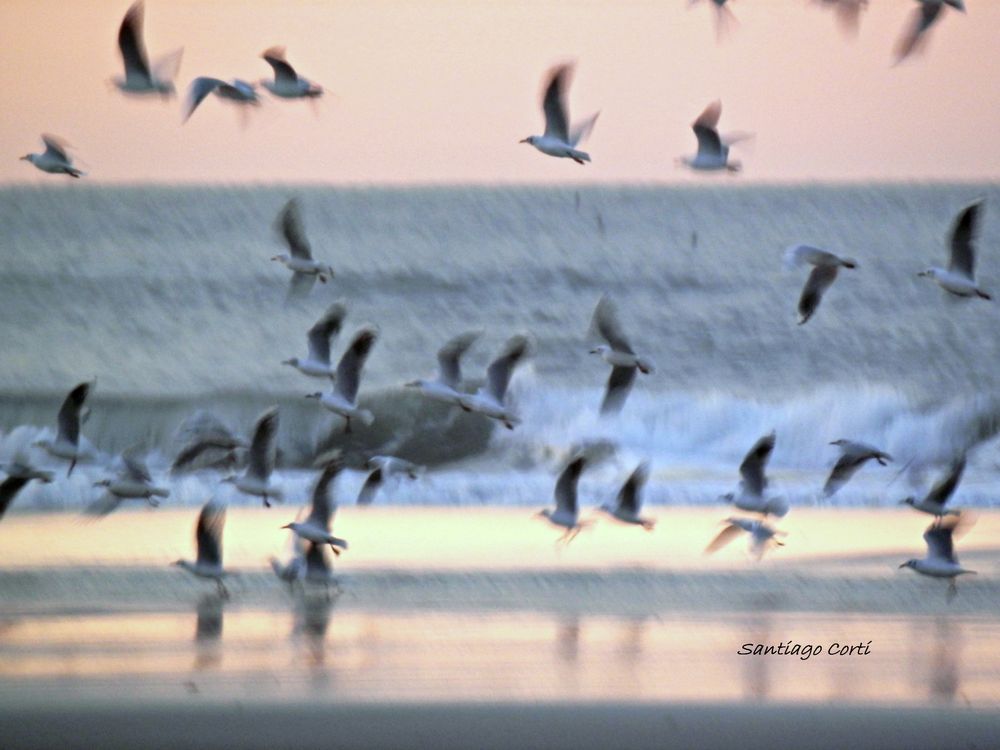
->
[2,0,998,184]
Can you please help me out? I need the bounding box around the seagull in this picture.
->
[812,0,868,37]
[182,77,259,122]
[536,456,589,543]
[679,101,747,173]
[306,327,378,433]
[784,245,858,325]
[404,331,481,407]
[589,295,654,415]
[721,431,789,518]
[900,456,965,520]
[599,461,655,530]
[823,440,892,497]
[705,517,786,560]
[895,1,966,65]
[33,382,91,476]
[899,515,976,601]
[173,499,230,598]
[221,407,282,507]
[114,1,182,96]
[88,447,170,516]
[271,198,335,301]
[520,64,599,165]
[282,302,347,378]
[918,200,990,300]
[357,456,423,506]
[458,334,531,430]
[282,460,349,556]
[0,457,54,521]
[260,47,323,99]
[171,413,246,474]
[20,135,85,178]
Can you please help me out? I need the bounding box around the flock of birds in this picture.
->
[7,1,986,604]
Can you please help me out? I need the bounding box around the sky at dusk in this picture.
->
[2,0,999,184]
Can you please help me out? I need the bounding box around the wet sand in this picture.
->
[1,508,998,748]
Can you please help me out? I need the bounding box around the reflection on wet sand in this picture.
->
[292,593,336,668]
[194,595,223,671]
[740,615,772,701]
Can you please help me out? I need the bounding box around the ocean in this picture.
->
[3,183,1000,510]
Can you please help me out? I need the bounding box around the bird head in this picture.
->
[305,392,322,400]
[519,136,535,145]
[403,379,423,388]
[589,345,609,356]
[917,268,937,279]
[19,154,32,162]
[271,253,289,263]
[898,560,918,570]
[829,439,847,447]
[92,479,111,488]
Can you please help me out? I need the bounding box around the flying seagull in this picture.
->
[282,460,349,556]
[589,294,654,415]
[20,135,85,178]
[536,455,590,543]
[812,0,868,37]
[520,64,599,165]
[404,330,481,408]
[599,461,655,530]
[705,517,786,560]
[282,302,347,378]
[823,440,892,497]
[182,77,259,123]
[458,334,531,430]
[88,447,170,516]
[918,200,990,300]
[114,1,182,96]
[900,456,965,520]
[357,456,423,506]
[173,499,230,598]
[222,407,282,507]
[899,514,976,601]
[721,431,789,518]
[260,47,323,99]
[895,0,966,65]
[272,198,335,301]
[306,327,378,433]
[679,101,747,172]
[171,412,246,474]
[34,381,91,476]
[0,457,53,521]
[784,245,858,325]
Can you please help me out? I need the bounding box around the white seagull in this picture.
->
[20,135,85,178]
[823,439,892,497]
[34,381,91,476]
[357,455,424,506]
[679,101,747,173]
[918,200,990,300]
[0,457,54,521]
[899,515,976,601]
[222,407,282,507]
[721,431,789,518]
[173,499,230,598]
[281,460,349,556]
[88,447,170,516]
[784,245,858,325]
[282,302,348,378]
[900,456,965,520]
[404,330,481,407]
[272,198,335,301]
[306,327,378,433]
[895,1,966,65]
[536,455,590,543]
[705,517,786,561]
[114,1,182,96]
[599,461,655,530]
[458,334,531,430]
[520,64,599,165]
[260,47,323,99]
[182,77,259,123]
[589,295,654,415]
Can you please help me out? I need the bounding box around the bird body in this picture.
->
[599,461,654,530]
[521,64,598,165]
[357,456,423,505]
[306,327,378,432]
[272,199,335,301]
[174,499,229,597]
[721,431,789,517]
[114,2,181,96]
[89,449,169,515]
[680,101,745,173]
[900,515,975,600]
[589,295,653,415]
[222,407,282,507]
[901,457,965,518]
[282,460,348,555]
[406,331,481,407]
[895,0,966,64]
[183,77,259,122]
[20,135,84,178]
[537,456,589,542]
[458,335,530,430]
[261,47,322,99]
[823,439,892,497]
[706,517,786,560]
[0,460,54,520]
[283,302,347,378]
[918,201,990,300]
[785,245,858,324]
[34,382,91,475]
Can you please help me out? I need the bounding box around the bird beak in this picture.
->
[270,255,280,261]
[404,380,419,387]
[19,155,28,161]
[897,563,908,569]
[280,524,291,529]
[519,138,529,144]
